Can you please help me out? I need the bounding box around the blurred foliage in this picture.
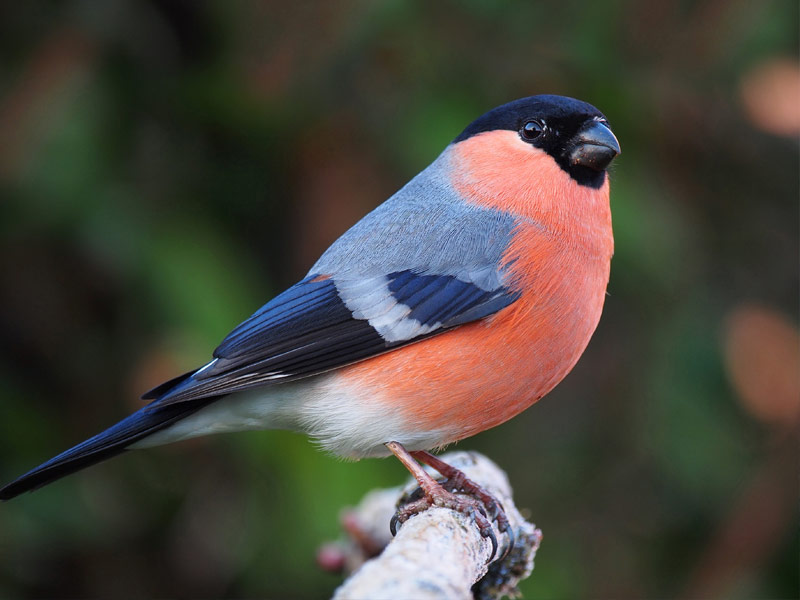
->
[0,1,798,598]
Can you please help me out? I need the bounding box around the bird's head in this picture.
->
[452,94,620,190]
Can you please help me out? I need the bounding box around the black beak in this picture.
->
[569,120,620,172]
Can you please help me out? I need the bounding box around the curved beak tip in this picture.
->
[569,121,621,172]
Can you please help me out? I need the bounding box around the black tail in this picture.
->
[0,399,214,500]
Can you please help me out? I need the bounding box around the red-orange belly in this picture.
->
[336,229,611,445]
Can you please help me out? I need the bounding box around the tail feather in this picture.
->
[0,398,215,501]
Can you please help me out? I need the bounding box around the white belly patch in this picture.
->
[130,373,448,458]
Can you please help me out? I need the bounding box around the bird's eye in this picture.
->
[520,120,544,141]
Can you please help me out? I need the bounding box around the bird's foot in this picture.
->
[385,442,513,562]
[428,451,512,538]
[390,477,501,560]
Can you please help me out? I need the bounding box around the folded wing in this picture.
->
[143,270,518,406]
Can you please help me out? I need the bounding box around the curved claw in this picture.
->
[498,524,515,561]
[389,513,400,537]
[483,526,498,563]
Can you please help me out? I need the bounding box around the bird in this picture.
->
[0,94,619,555]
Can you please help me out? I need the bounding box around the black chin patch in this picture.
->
[561,164,607,189]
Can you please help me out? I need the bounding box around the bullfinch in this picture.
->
[0,95,619,554]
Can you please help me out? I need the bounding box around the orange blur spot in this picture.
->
[740,58,800,138]
[724,304,800,426]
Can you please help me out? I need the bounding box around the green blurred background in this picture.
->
[0,1,797,598]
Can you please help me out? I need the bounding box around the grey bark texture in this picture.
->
[328,451,542,600]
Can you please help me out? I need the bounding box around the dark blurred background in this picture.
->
[0,1,797,598]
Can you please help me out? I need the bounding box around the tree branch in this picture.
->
[325,451,542,600]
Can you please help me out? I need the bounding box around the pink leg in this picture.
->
[386,441,512,561]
